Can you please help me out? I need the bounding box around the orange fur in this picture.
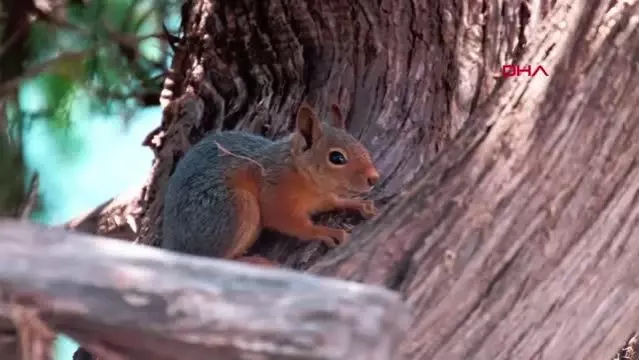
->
[261,169,348,246]
[224,165,262,259]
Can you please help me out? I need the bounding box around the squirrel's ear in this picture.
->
[329,104,346,129]
[294,102,324,150]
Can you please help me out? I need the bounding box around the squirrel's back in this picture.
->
[161,131,273,256]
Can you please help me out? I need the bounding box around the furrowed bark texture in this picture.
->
[68,0,639,359]
[306,2,639,359]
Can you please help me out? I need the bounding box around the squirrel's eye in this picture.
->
[328,151,347,165]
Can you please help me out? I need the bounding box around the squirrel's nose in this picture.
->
[366,168,380,187]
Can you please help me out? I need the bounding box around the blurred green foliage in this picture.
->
[0,0,180,218]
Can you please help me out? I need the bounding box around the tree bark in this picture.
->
[0,219,410,360]
[68,0,639,359]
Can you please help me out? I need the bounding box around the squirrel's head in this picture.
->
[290,102,380,197]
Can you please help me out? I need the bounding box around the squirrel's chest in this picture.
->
[261,171,328,214]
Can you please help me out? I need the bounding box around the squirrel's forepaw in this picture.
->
[358,199,378,218]
[319,229,349,248]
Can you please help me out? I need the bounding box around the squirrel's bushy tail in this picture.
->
[161,131,271,257]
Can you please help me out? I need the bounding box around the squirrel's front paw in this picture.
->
[318,228,349,248]
[358,199,378,218]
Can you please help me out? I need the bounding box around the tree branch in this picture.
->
[0,50,89,97]
[0,219,410,360]
[18,172,39,221]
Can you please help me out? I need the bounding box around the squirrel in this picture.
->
[161,101,380,266]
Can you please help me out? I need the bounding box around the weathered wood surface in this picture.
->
[0,219,411,360]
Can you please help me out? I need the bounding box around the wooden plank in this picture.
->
[0,219,410,360]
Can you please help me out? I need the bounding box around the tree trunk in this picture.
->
[69,0,639,359]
